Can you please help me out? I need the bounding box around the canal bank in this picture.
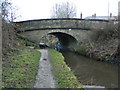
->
[73,41,120,66]
[48,49,83,88]
[62,51,118,88]
[2,46,41,88]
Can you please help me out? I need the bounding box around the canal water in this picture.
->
[62,51,118,88]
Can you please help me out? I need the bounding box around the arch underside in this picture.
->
[48,32,77,50]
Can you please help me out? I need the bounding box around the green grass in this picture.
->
[2,47,41,88]
[48,49,83,88]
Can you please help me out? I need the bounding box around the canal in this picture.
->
[62,51,118,88]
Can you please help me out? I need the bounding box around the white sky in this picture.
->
[11,0,120,21]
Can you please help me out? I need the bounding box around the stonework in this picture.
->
[17,19,116,50]
[16,19,108,31]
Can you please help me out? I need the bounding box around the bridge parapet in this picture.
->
[16,18,109,31]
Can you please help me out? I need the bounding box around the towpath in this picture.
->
[34,49,56,88]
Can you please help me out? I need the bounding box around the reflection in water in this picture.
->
[62,51,118,88]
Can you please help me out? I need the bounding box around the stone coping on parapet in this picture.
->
[14,18,109,23]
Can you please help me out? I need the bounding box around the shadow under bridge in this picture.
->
[48,32,77,51]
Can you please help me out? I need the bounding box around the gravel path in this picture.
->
[34,49,56,88]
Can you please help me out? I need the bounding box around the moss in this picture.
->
[48,49,83,88]
[76,45,88,56]
[2,47,41,88]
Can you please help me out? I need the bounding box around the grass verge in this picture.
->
[48,49,83,88]
[2,47,41,88]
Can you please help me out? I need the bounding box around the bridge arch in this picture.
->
[40,30,78,50]
[17,18,110,51]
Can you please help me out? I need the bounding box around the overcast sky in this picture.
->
[11,0,120,21]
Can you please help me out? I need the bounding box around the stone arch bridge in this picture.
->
[16,18,110,49]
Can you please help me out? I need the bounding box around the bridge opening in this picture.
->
[48,32,77,51]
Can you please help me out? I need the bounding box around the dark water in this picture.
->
[62,51,118,88]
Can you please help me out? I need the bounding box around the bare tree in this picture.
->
[51,2,76,18]
[1,0,19,22]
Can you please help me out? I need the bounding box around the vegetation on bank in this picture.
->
[2,46,41,88]
[75,22,119,62]
[2,17,41,88]
[48,49,83,88]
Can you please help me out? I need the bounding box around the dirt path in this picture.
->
[34,49,56,88]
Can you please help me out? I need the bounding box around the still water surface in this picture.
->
[62,51,118,88]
